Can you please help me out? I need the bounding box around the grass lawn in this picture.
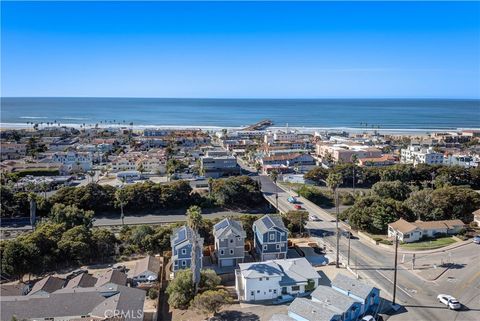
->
[401,237,457,250]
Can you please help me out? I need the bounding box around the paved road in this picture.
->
[258,174,480,321]
[92,209,258,227]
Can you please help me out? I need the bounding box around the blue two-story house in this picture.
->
[253,214,288,261]
[171,225,204,273]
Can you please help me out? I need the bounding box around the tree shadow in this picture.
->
[212,310,260,321]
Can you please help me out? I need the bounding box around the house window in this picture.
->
[292,286,300,291]
[281,232,285,237]
[182,249,186,255]
[276,244,281,250]
[269,289,272,292]
[257,290,260,293]
[259,278,262,281]
[182,260,186,266]
[230,249,234,255]
[230,239,234,243]
[220,249,224,255]
[270,233,275,241]
[250,291,254,296]
[266,277,269,281]
[273,289,277,294]
[263,245,267,250]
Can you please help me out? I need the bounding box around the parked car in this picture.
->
[309,214,320,221]
[272,294,295,305]
[294,204,302,210]
[437,294,461,310]
[473,235,480,244]
[287,196,298,204]
[361,316,375,321]
[341,230,353,238]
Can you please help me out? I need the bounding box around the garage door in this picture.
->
[221,259,235,267]
[263,253,277,260]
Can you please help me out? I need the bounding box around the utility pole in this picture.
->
[393,233,399,306]
[347,232,351,266]
[335,189,340,268]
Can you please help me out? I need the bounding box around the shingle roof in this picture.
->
[238,261,283,279]
[311,285,360,312]
[29,276,65,295]
[213,218,246,239]
[388,218,419,234]
[65,273,98,289]
[332,274,375,301]
[95,269,127,287]
[288,298,341,321]
[132,255,161,278]
[275,258,320,286]
[253,214,287,234]
[1,284,145,321]
[269,314,296,321]
[0,283,29,296]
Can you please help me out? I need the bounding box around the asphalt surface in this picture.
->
[258,174,480,321]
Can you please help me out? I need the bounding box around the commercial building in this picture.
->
[200,155,239,178]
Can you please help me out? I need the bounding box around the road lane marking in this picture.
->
[375,269,414,298]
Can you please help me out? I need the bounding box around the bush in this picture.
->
[148,288,158,300]
[379,239,393,245]
[340,192,355,205]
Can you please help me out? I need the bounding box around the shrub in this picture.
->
[148,288,159,300]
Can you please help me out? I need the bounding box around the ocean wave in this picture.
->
[19,116,48,119]
[60,117,89,120]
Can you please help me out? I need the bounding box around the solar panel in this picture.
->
[176,228,186,243]
[214,219,229,231]
[263,216,274,229]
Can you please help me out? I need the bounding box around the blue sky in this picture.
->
[1,1,479,98]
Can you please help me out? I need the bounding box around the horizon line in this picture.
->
[2,96,480,100]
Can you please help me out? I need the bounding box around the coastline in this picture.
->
[1,122,478,135]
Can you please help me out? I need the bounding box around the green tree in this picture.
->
[0,239,39,280]
[190,289,232,316]
[304,167,328,185]
[372,180,412,201]
[49,203,94,228]
[284,210,308,234]
[58,226,92,264]
[92,228,117,261]
[115,187,128,225]
[186,205,203,294]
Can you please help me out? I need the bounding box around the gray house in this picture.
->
[171,225,204,273]
[213,218,246,267]
[253,214,288,261]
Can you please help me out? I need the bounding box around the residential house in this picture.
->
[444,154,476,168]
[401,145,443,165]
[331,273,380,315]
[0,143,26,160]
[388,218,465,243]
[253,215,288,261]
[213,218,246,267]
[200,155,239,178]
[235,258,320,302]
[357,154,396,167]
[0,283,31,296]
[474,209,480,227]
[171,225,204,273]
[288,298,341,321]
[28,276,65,296]
[131,255,161,283]
[95,269,128,287]
[52,151,93,172]
[1,284,146,321]
[311,285,362,321]
[64,273,98,289]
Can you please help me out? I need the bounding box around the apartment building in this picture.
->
[200,155,239,178]
[52,151,93,172]
[0,142,27,160]
[400,145,443,165]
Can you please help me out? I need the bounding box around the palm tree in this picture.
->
[269,170,279,213]
[186,205,203,294]
[327,172,343,268]
[115,180,127,225]
[350,154,359,194]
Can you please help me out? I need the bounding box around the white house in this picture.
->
[235,258,320,302]
[400,145,443,166]
[388,218,465,243]
[52,151,93,172]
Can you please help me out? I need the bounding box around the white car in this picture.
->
[437,294,461,310]
[361,316,375,321]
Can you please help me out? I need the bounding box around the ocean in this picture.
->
[1,97,479,133]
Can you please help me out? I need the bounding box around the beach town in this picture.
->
[1,120,480,321]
